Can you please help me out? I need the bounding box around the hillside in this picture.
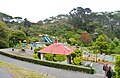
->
[0,12,13,20]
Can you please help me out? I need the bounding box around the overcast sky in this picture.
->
[0,0,120,22]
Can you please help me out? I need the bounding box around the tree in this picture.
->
[37,20,44,25]
[94,35,109,53]
[79,31,93,45]
[115,55,120,78]
[113,37,120,46]
[70,49,82,60]
[9,30,27,47]
[24,18,31,27]
[54,54,66,62]
[109,41,116,51]
[69,7,92,30]
[0,21,9,48]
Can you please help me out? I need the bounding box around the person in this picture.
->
[103,63,109,78]
[103,64,106,78]
[31,46,33,50]
[106,66,112,78]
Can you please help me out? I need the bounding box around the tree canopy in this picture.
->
[0,21,9,48]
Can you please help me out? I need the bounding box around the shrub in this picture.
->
[70,49,82,60]
[34,47,43,54]
[73,57,82,65]
[33,53,39,59]
[54,54,66,62]
[44,53,54,61]
[115,55,120,78]
[45,43,50,46]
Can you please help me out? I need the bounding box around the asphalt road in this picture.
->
[0,68,13,78]
[0,54,104,78]
[0,48,107,78]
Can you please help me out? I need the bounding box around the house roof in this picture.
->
[39,43,74,55]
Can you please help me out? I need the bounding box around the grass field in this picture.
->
[0,61,56,78]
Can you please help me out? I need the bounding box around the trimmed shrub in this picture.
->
[44,53,54,61]
[33,53,39,59]
[54,54,66,62]
[73,57,82,65]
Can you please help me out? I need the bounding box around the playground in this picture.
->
[11,34,116,64]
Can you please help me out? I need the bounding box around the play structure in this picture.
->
[44,35,54,44]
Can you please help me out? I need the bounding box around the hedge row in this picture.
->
[0,51,95,74]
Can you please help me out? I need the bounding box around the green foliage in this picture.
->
[33,47,42,59]
[54,54,66,62]
[45,43,50,46]
[0,21,9,48]
[69,38,76,45]
[9,30,27,47]
[113,37,120,46]
[71,49,82,59]
[113,44,120,53]
[34,47,43,53]
[109,41,116,50]
[33,53,39,59]
[44,53,54,61]
[115,55,120,78]
[0,51,95,74]
[73,57,82,65]
[94,35,109,53]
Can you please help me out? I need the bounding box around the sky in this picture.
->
[0,0,120,22]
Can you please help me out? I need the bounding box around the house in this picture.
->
[38,42,74,64]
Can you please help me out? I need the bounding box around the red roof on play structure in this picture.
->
[39,43,74,55]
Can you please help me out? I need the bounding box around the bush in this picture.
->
[34,47,43,54]
[73,57,82,65]
[0,51,95,74]
[45,43,50,46]
[115,55,120,78]
[44,53,54,61]
[54,54,66,62]
[33,53,39,59]
[70,49,82,60]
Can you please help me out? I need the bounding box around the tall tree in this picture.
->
[0,21,9,48]
[9,30,27,47]
[24,18,31,27]
[79,31,92,45]
[115,55,120,78]
[69,7,92,31]
[94,35,109,53]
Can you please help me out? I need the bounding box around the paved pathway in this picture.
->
[0,48,107,78]
[0,54,104,78]
[0,68,13,78]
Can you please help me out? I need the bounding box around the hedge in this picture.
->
[0,51,95,74]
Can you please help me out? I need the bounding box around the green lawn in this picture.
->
[0,61,56,78]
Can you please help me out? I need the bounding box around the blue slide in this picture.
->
[44,36,54,44]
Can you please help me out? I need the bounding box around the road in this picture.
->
[0,68,13,78]
[0,48,106,78]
